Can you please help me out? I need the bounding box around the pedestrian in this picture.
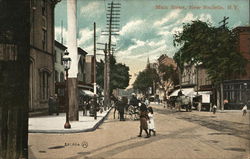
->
[213,104,217,114]
[117,98,125,121]
[138,103,150,138]
[242,104,247,116]
[54,94,59,115]
[48,95,54,115]
[197,102,201,111]
[144,98,149,106]
[147,107,156,136]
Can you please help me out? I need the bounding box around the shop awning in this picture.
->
[169,88,195,97]
[197,91,212,103]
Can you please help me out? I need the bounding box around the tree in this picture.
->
[133,66,160,96]
[96,55,130,94]
[173,20,246,84]
[173,20,247,108]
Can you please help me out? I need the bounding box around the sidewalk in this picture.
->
[28,108,112,133]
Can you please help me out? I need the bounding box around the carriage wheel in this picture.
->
[127,105,135,120]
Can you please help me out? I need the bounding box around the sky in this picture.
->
[54,0,250,87]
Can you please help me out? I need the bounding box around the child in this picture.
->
[242,105,247,116]
[147,107,156,136]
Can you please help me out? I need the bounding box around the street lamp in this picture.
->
[62,50,71,129]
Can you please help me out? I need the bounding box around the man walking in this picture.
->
[117,98,125,121]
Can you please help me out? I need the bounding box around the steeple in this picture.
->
[146,57,150,69]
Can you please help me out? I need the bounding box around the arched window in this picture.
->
[39,68,51,100]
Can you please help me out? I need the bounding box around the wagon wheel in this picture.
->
[127,105,135,120]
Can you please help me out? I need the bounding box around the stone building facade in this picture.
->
[29,0,58,111]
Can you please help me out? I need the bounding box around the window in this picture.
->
[41,0,46,16]
[40,70,50,100]
[54,50,57,63]
[55,70,58,82]
[61,52,63,65]
[42,29,47,50]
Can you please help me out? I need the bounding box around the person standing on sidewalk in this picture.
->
[242,104,247,116]
[54,94,59,115]
[48,95,54,115]
[213,104,217,114]
[147,107,156,136]
[138,103,150,138]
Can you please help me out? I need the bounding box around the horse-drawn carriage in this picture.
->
[174,91,192,112]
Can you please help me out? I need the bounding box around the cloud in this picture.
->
[154,9,182,26]
[120,19,145,36]
[80,2,102,17]
[55,26,68,44]
[77,28,93,46]
[118,19,160,51]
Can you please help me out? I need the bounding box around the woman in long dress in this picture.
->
[138,103,150,138]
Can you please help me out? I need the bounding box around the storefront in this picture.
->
[223,80,250,110]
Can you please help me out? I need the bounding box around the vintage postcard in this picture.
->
[0,0,249,159]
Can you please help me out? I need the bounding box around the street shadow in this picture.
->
[66,126,200,159]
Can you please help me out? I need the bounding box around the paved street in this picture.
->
[29,103,250,159]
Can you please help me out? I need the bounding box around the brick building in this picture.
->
[223,26,250,109]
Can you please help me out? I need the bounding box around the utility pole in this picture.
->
[219,16,229,29]
[96,42,115,111]
[104,43,108,110]
[218,16,229,111]
[102,1,121,108]
[93,22,97,94]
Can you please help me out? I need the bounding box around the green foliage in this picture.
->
[173,20,247,84]
[96,55,130,93]
[133,66,159,94]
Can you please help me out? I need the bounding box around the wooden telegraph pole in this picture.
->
[102,1,121,108]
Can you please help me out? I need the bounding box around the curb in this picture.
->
[28,108,113,134]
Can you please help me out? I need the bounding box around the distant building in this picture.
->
[156,54,177,100]
[54,40,66,83]
[84,55,95,91]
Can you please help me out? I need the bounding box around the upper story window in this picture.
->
[42,28,47,51]
[61,52,63,65]
[54,50,57,63]
[41,0,46,16]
